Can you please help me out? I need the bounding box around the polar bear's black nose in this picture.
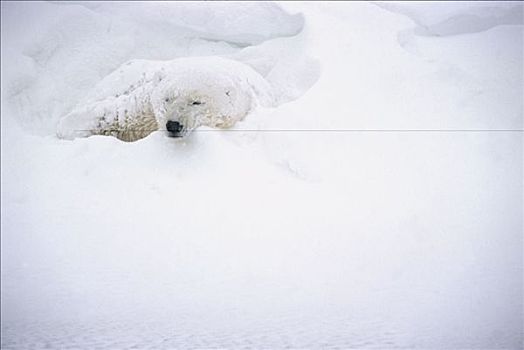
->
[166,120,183,137]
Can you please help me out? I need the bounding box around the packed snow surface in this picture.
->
[1,1,523,349]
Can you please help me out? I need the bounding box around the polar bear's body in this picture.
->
[57,57,273,141]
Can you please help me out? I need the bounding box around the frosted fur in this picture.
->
[57,57,273,141]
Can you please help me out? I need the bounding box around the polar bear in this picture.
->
[57,57,273,141]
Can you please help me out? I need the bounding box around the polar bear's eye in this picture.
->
[190,101,203,106]
[164,98,170,103]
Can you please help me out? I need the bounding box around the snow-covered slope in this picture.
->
[375,1,523,36]
[1,1,522,349]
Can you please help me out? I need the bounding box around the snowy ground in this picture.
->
[1,1,523,349]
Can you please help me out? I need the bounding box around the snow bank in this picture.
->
[75,1,305,46]
[376,1,523,36]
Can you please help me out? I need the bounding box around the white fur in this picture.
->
[57,57,273,142]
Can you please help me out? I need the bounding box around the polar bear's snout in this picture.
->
[166,120,184,138]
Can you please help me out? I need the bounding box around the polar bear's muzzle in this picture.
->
[166,120,184,138]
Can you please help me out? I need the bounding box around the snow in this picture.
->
[375,1,523,36]
[1,1,523,349]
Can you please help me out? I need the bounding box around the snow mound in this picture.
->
[70,1,305,46]
[376,1,523,36]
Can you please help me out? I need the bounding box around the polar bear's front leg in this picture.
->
[57,91,159,142]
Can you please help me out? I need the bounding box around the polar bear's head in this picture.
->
[151,69,256,138]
